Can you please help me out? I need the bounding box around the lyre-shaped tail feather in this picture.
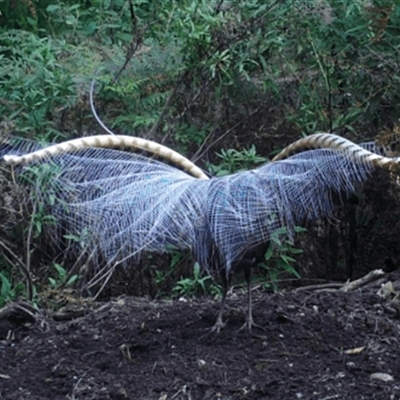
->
[0,132,392,280]
[1,130,396,330]
[3,135,208,180]
[273,133,400,173]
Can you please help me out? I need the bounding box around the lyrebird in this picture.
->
[2,132,399,331]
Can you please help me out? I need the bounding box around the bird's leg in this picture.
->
[211,272,229,333]
[245,264,254,329]
[237,262,254,332]
[238,260,264,333]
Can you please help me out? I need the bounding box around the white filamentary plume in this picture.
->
[89,77,115,136]
[1,133,400,330]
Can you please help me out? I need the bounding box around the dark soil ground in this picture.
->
[1,270,400,400]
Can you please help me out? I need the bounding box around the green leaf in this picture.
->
[67,275,79,286]
[264,245,274,261]
[0,272,11,299]
[48,277,57,287]
[46,5,61,13]
[53,263,66,280]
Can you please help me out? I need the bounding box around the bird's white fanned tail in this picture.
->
[1,134,387,279]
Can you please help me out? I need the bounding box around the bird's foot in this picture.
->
[200,316,226,339]
[237,315,265,334]
[210,318,226,334]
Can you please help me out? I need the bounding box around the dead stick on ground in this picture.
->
[340,269,385,292]
[294,269,385,293]
[293,282,344,292]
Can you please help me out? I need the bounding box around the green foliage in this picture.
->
[81,38,182,135]
[208,146,266,176]
[273,0,400,135]
[45,1,134,45]
[63,227,90,249]
[0,0,134,45]
[259,226,306,292]
[48,263,78,288]
[152,250,183,288]
[19,162,60,190]
[144,250,194,298]
[19,164,61,237]
[0,271,25,307]
[172,262,220,298]
[2,0,399,144]
[0,0,44,32]
[0,30,76,139]
[171,123,209,152]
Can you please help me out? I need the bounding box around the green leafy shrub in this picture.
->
[0,30,77,140]
[208,145,266,176]
[259,226,306,292]
[172,262,220,298]
[0,271,25,307]
[48,263,78,288]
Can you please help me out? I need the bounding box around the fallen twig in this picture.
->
[293,282,344,293]
[293,269,385,293]
[340,269,385,292]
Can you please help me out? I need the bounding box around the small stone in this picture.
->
[198,359,206,368]
[370,372,394,382]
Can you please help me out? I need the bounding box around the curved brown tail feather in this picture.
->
[272,133,400,173]
[3,135,209,180]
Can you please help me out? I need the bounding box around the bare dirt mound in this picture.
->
[1,272,400,400]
